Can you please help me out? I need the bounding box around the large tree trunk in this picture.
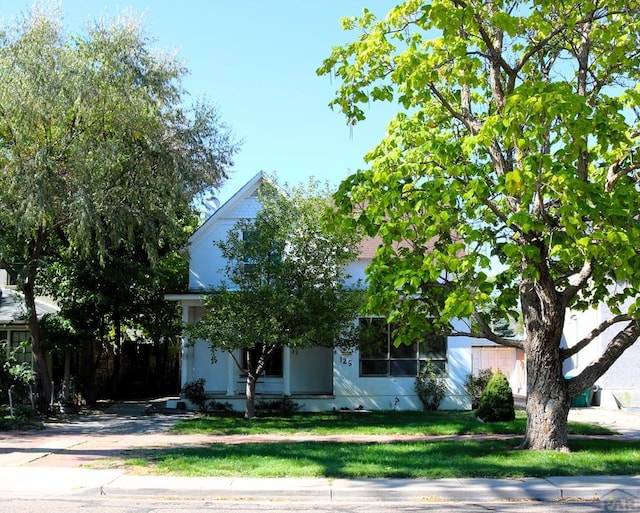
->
[521,333,571,450]
[23,277,52,412]
[80,338,98,404]
[520,273,571,451]
[112,308,122,395]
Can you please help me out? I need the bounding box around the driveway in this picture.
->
[0,398,201,468]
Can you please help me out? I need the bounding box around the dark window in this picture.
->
[10,331,33,366]
[359,318,447,377]
[243,344,283,377]
[241,230,258,275]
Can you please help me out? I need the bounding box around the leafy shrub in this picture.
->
[477,369,515,422]
[182,378,207,412]
[1,340,37,405]
[414,363,447,411]
[255,395,301,414]
[207,400,234,413]
[464,368,494,409]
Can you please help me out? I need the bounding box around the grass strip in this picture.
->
[121,438,640,479]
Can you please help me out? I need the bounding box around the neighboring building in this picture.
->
[563,299,640,409]
[167,172,527,411]
[0,269,59,368]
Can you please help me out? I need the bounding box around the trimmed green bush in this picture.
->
[477,369,515,422]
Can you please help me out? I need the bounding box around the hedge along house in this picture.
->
[167,173,525,411]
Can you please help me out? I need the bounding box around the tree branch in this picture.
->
[461,311,525,350]
[606,155,640,193]
[561,314,633,360]
[559,259,594,308]
[565,319,640,397]
[427,83,481,134]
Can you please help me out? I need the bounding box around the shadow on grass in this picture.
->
[121,438,640,479]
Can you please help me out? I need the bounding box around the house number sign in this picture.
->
[340,351,353,367]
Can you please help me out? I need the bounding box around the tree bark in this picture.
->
[62,351,71,403]
[521,334,571,450]
[519,271,572,451]
[245,373,257,419]
[80,338,97,404]
[23,277,52,412]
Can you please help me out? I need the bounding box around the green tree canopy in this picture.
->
[319,0,640,450]
[187,180,364,418]
[0,6,238,406]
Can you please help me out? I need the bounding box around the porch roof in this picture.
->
[0,288,59,325]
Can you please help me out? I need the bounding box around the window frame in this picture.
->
[358,317,447,378]
[8,330,33,366]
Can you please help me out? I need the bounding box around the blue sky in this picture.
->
[1,1,398,204]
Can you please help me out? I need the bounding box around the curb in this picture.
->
[66,474,640,503]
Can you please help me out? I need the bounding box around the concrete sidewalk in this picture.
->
[0,401,638,503]
[0,467,638,503]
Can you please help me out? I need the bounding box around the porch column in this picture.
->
[181,304,192,389]
[226,351,236,396]
[283,346,291,395]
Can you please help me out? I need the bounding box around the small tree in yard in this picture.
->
[187,181,364,419]
[320,1,640,450]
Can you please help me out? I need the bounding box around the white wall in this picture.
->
[330,324,474,411]
[188,193,262,291]
[565,297,640,409]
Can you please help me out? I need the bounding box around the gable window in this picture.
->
[358,318,447,377]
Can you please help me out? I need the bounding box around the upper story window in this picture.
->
[358,317,447,377]
[241,229,258,275]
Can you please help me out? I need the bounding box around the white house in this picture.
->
[166,172,525,412]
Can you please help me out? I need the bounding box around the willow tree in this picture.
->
[319,0,640,450]
[0,7,237,407]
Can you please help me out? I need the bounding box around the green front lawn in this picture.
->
[97,410,638,479]
[169,410,612,437]
[121,438,640,479]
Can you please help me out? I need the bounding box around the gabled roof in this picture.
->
[188,171,275,246]
[0,288,59,325]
